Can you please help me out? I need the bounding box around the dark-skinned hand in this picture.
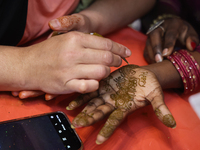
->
[66,65,176,144]
[144,18,199,63]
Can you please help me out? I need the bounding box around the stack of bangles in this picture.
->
[167,47,200,94]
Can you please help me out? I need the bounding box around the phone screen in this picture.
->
[0,112,82,150]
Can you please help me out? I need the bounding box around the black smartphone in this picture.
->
[0,111,83,150]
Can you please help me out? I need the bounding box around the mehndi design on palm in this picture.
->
[67,65,176,144]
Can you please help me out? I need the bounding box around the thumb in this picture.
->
[48,15,81,31]
[146,87,176,128]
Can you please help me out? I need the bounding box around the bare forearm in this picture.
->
[142,51,200,90]
[141,60,183,89]
[0,46,28,91]
[80,0,156,35]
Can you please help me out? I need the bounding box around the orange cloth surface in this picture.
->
[0,27,200,150]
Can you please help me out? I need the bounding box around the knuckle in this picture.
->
[65,31,81,42]
[165,31,177,40]
[152,44,162,54]
[79,81,88,93]
[96,65,110,79]
[115,56,122,67]
[103,39,113,51]
[103,51,114,64]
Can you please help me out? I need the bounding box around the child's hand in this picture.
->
[67,65,176,144]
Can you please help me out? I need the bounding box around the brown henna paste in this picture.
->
[163,114,176,128]
[99,109,123,138]
[155,108,176,128]
[100,65,150,137]
[57,15,81,28]
[73,110,91,127]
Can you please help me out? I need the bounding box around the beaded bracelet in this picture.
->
[167,50,200,94]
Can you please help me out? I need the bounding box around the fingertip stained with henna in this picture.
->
[57,15,80,28]
[163,114,176,128]
[155,108,176,128]
[73,111,92,127]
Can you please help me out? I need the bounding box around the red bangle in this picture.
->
[167,52,190,93]
[179,50,200,89]
[167,50,200,94]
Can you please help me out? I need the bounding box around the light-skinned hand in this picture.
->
[12,31,131,96]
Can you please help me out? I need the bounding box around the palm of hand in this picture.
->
[68,65,176,144]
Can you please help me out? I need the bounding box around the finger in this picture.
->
[146,87,176,128]
[11,91,19,97]
[66,91,98,110]
[72,100,115,128]
[73,65,110,80]
[96,109,127,145]
[149,28,163,62]
[45,94,59,101]
[143,38,156,64]
[77,48,122,67]
[79,32,132,58]
[162,25,179,56]
[185,27,199,51]
[48,15,81,31]
[186,36,199,51]
[64,78,99,94]
[178,22,199,51]
[18,91,45,99]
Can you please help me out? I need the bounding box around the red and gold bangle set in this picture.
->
[167,49,200,94]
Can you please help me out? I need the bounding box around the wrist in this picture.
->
[0,46,32,91]
[78,11,98,34]
[141,60,183,89]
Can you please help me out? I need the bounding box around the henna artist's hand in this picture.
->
[11,14,93,99]
[11,91,58,100]
[9,30,132,99]
[66,65,176,144]
[49,13,92,36]
[144,18,199,63]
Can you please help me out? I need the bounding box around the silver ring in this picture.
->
[159,26,165,36]
[146,20,165,35]
[159,26,165,33]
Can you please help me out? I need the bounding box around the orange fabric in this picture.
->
[1,27,200,150]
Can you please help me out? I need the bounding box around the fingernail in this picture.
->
[49,19,61,29]
[12,92,19,96]
[45,95,53,101]
[191,41,196,50]
[19,93,26,99]
[96,140,103,145]
[66,106,72,110]
[155,54,163,63]
[125,48,132,56]
[71,124,76,129]
[162,48,169,56]
[172,125,176,129]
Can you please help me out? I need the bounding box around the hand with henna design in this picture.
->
[66,65,176,144]
[11,0,156,99]
[144,18,199,64]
